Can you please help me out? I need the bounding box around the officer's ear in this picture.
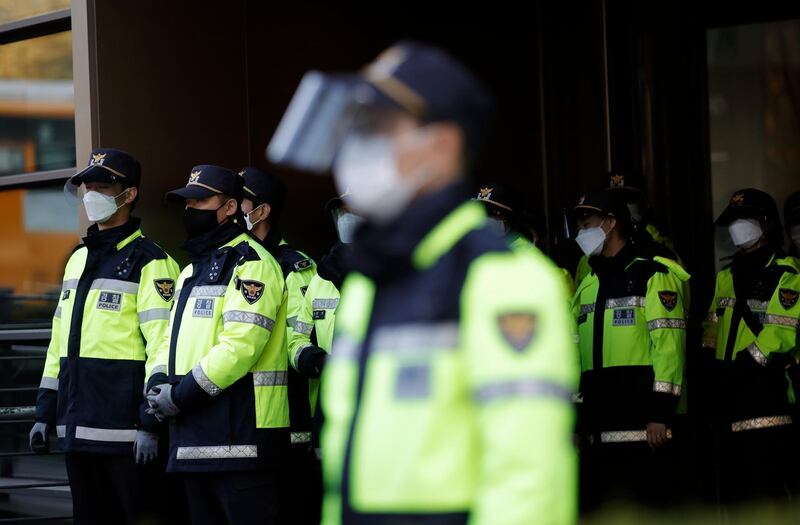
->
[224,198,238,217]
[258,203,272,222]
[122,187,138,206]
[604,216,618,234]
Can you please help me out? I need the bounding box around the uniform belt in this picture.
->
[731,415,792,433]
[596,429,673,444]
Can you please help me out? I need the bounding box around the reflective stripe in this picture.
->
[188,285,227,298]
[56,425,66,438]
[764,314,799,329]
[138,308,170,323]
[474,379,573,403]
[731,415,792,433]
[151,365,166,376]
[89,278,138,295]
[747,299,769,311]
[176,445,258,460]
[75,426,137,442]
[39,377,58,391]
[312,298,339,310]
[653,381,681,396]
[222,310,275,331]
[705,312,719,324]
[53,306,62,319]
[579,304,595,315]
[294,344,314,370]
[291,432,312,444]
[331,336,360,360]
[192,364,222,396]
[62,279,79,292]
[647,318,686,331]
[718,297,736,308]
[746,342,767,366]
[372,322,459,354]
[287,316,298,329]
[600,429,673,443]
[253,371,289,387]
[294,320,313,336]
[606,296,645,309]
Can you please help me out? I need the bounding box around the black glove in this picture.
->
[29,422,49,454]
[297,346,328,378]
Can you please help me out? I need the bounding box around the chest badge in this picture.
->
[241,280,265,305]
[154,279,175,302]
[612,308,636,326]
[498,312,538,352]
[97,291,122,312]
[779,289,798,310]
[658,291,678,312]
[193,298,214,318]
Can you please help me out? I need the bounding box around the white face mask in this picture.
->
[244,204,267,231]
[487,217,508,237]
[335,211,364,244]
[789,224,800,251]
[333,131,431,225]
[83,188,129,223]
[728,218,763,249]
[576,219,607,257]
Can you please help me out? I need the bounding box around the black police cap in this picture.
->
[240,167,287,221]
[165,165,244,203]
[356,41,495,154]
[473,183,522,217]
[785,191,800,227]
[715,188,781,228]
[69,148,141,188]
[607,171,645,198]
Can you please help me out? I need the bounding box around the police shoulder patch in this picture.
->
[294,259,313,272]
[154,279,175,301]
[498,312,538,352]
[241,280,265,304]
[779,288,799,310]
[658,291,678,312]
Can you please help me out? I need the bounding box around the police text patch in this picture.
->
[395,364,431,399]
[312,310,326,320]
[154,279,175,301]
[241,280,264,305]
[62,289,70,301]
[97,291,122,312]
[658,291,678,312]
[193,298,214,318]
[779,289,799,310]
[612,308,636,326]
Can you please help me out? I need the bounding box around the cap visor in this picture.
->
[715,205,761,226]
[69,165,118,186]
[574,204,606,216]
[165,186,219,203]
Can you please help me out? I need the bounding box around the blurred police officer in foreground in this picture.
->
[268,41,578,525]
[31,148,180,524]
[239,166,320,524]
[571,190,688,509]
[146,166,289,524]
[700,189,800,503]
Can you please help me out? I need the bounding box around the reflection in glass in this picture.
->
[0,187,78,328]
[0,0,70,24]
[707,20,800,269]
[0,31,75,176]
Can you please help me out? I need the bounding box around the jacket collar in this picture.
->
[83,217,141,252]
[180,220,244,261]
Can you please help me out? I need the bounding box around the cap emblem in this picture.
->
[610,173,625,188]
[731,192,745,205]
[90,153,107,166]
[478,187,494,201]
[189,170,201,184]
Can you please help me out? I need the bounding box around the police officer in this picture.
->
[30,148,180,524]
[238,166,319,524]
[288,196,359,447]
[786,191,800,257]
[700,188,800,503]
[146,165,289,524]
[574,172,682,286]
[474,182,574,293]
[269,41,578,525]
[571,190,688,508]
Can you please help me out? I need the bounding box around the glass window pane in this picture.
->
[0,185,78,328]
[0,30,75,176]
[707,20,800,270]
[0,0,70,24]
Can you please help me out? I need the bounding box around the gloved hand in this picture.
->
[29,422,49,454]
[145,383,180,421]
[133,430,158,464]
[297,346,328,379]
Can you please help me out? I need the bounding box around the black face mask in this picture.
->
[183,201,229,240]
